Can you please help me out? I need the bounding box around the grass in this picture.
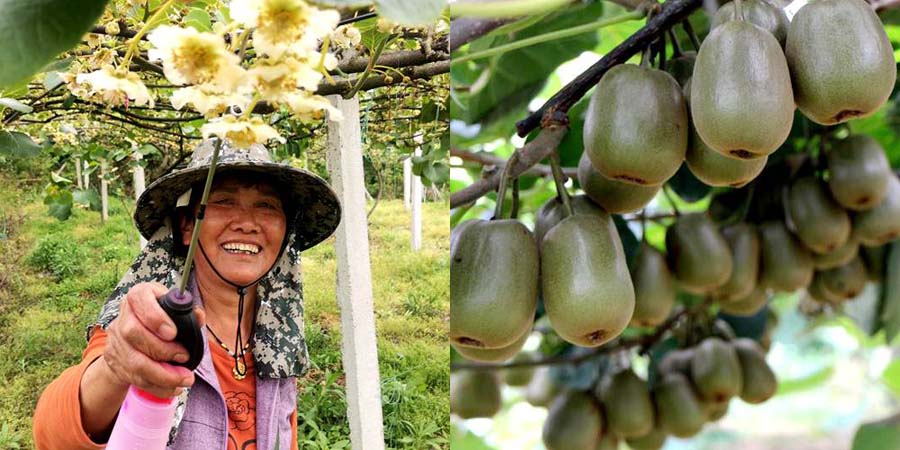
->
[0,168,449,450]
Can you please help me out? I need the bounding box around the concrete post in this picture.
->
[325,94,386,450]
[411,139,423,252]
[133,145,147,248]
[83,160,90,189]
[403,157,412,210]
[75,157,83,190]
[100,160,108,223]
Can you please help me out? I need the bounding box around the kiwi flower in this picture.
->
[248,56,324,97]
[284,91,343,122]
[171,85,250,118]
[201,116,283,148]
[231,0,340,58]
[332,25,361,49]
[76,66,154,107]
[147,25,245,90]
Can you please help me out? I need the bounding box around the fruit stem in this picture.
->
[640,46,653,67]
[682,20,701,51]
[655,32,667,70]
[452,10,645,65]
[735,0,745,21]
[662,184,681,216]
[510,177,520,219]
[549,152,574,217]
[493,151,520,219]
[669,29,683,56]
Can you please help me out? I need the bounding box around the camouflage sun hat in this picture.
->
[135,138,341,251]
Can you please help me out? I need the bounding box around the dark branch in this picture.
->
[515,0,703,137]
[450,113,569,208]
[451,147,577,178]
[449,18,513,52]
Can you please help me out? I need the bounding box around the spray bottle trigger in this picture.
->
[158,288,204,371]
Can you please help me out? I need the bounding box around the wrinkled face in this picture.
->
[181,175,287,286]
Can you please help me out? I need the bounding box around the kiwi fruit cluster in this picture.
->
[451,0,900,446]
[450,334,777,450]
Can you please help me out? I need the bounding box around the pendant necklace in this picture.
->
[205,324,251,380]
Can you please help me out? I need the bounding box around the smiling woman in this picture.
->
[32,139,341,450]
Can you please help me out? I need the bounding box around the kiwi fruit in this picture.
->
[853,175,900,246]
[451,219,539,349]
[666,213,733,294]
[578,153,660,214]
[860,245,886,282]
[712,0,789,46]
[657,348,694,375]
[808,271,843,304]
[714,223,761,301]
[584,63,687,186]
[758,221,814,292]
[653,372,706,438]
[787,176,851,254]
[625,425,668,450]
[786,0,896,125]
[452,327,530,363]
[667,51,696,87]
[534,194,605,245]
[813,236,859,270]
[599,368,655,438]
[703,399,730,422]
[595,434,620,450]
[690,337,744,402]
[732,338,777,404]
[542,391,604,450]
[691,20,794,159]
[719,285,769,317]
[818,256,868,300]
[525,367,562,407]
[827,135,892,211]
[503,352,537,386]
[542,214,635,347]
[630,242,677,327]
[450,371,502,419]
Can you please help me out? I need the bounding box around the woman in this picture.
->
[33,139,341,450]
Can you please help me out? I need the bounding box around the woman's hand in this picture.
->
[103,282,206,398]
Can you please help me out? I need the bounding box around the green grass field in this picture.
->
[0,169,449,449]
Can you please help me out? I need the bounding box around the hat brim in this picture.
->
[135,161,341,252]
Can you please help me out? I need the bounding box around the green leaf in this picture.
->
[375,0,446,26]
[451,1,604,127]
[0,98,32,113]
[50,172,71,185]
[776,366,834,395]
[0,131,41,157]
[43,189,73,221]
[43,71,65,91]
[851,414,900,450]
[882,360,900,399]
[184,7,212,32]
[0,0,110,88]
[667,164,711,203]
[73,189,101,211]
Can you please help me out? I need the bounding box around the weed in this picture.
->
[27,236,84,279]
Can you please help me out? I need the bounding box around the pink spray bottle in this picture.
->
[106,288,204,450]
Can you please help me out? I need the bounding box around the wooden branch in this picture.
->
[451,147,577,178]
[515,0,703,136]
[335,48,448,74]
[449,18,513,52]
[450,113,569,208]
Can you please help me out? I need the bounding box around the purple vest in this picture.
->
[167,280,297,450]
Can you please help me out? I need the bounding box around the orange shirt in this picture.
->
[33,329,298,450]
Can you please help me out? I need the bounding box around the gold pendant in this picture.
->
[232,360,247,380]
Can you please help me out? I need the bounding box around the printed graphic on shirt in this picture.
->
[226,390,257,450]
